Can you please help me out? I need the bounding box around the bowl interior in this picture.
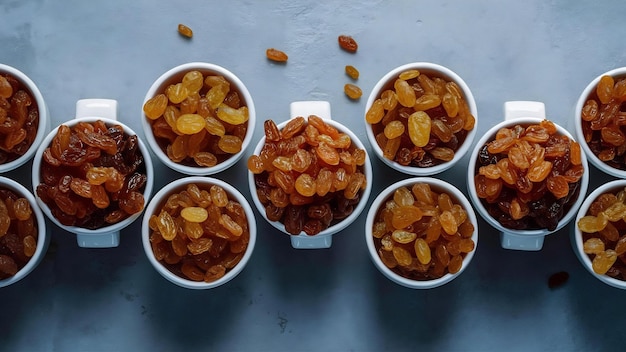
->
[142,176,256,289]
[573,179,626,289]
[141,62,256,175]
[364,62,478,176]
[0,64,49,172]
[467,117,589,237]
[248,118,373,239]
[0,177,48,288]
[365,177,478,289]
[31,117,154,234]
[574,68,626,179]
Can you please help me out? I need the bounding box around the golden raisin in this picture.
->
[177,24,193,38]
[344,84,362,100]
[345,65,359,79]
[266,48,288,62]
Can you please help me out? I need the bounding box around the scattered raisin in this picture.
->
[338,35,358,53]
[266,48,288,63]
[177,24,193,38]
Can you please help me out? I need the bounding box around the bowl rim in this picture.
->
[31,116,154,235]
[573,179,626,289]
[141,62,256,176]
[247,117,373,239]
[467,116,589,237]
[0,176,49,288]
[574,66,626,179]
[364,176,479,289]
[0,64,49,173]
[363,61,478,176]
[141,176,257,289]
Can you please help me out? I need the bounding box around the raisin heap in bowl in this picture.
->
[474,120,584,231]
[248,115,368,236]
[36,120,147,229]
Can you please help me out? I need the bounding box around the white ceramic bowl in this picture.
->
[248,101,373,249]
[574,67,626,179]
[0,64,50,173]
[142,176,256,289]
[364,62,477,176]
[141,62,256,176]
[365,177,478,289]
[32,99,154,248]
[572,179,626,289]
[467,111,589,251]
[0,176,49,288]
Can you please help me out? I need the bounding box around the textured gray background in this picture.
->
[1,1,625,351]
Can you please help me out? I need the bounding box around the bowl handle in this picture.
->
[288,101,333,249]
[500,101,546,251]
[290,101,332,121]
[76,99,118,120]
[74,98,120,248]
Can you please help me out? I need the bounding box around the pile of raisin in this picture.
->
[577,187,626,279]
[143,70,249,168]
[148,183,249,282]
[248,115,367,236]
[36,120,147,229]
[581,75,626,170]
[474,120,584,231]
[0,188,38,279]
[0,73,40,164]
[365,69,475,167]
[372,183,475,280]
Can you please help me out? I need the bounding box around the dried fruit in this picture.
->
[338,35,358,53]
[370,182,475,281]
[36,120,146,229]
[247,115,367,236]
[365,70,474,167]
[344,84,362,100]
[143,70,249,167]
[0,73,40,164]
[345,65,359,79]
[476,120,583,232]
[0,188,38,279]
[148,183,249,282]
[266,48,288,62]
[177,24,193,38]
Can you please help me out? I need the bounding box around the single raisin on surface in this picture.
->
[177,24,193,38]
[266,48,288,62]
[338,35,358,53]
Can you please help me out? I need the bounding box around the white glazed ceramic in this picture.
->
[0,176,49,288]
[572,179,626,289]
[365,177,478,289]
[364,62,477,176]
[32,99,154,248]
[468,101,589,251]
[574,67,626,179]
[141,62,256,175]
[248,101,373,249]
[142,176,256,289]
[0,64,50,173]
